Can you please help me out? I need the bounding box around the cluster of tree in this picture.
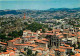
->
[27,49,38,56]
[8,30,23,38]
[1,19,17,26]
[72,44,76,49]
[0,47,7,53]
[26,22,46,32]
[48,28,52,31]
[0,30,23,42]
[74,25,80,27]
[0,33,13,42]
[78,43,80,49]
[68,21,76,26]
[66,50,74,55]
[22,48,38,56]
[69,51,75,55]
[54,16,65,19]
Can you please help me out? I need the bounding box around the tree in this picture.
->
[0,33,13,42]
[72,44,76,49]
[8,31,19,38]
[19,55,23,56]
[24,48,27,51]
[8,32,12,36]
[78,43,80,49]
[48,28,52,31]
[6,37,13,41]
[8,30,23,38]
[24,22,28,25]
[42,28,45,33]
[12,33,19,38]
[2,48,7,52]
[69,51,74,55]
[26,22,43,32]
[18,30,23,36]
[31,54,35,56]
[0,34,6,41]
[12,31,19,37]
[35,51,38,56]
[27,49,32,55]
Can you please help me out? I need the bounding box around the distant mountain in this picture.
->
[72,8,80,10]
[0,8,80,15]
[0,10,22,15]
[47,8,80,11]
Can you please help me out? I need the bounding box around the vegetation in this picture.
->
[35,51,38,56]
[19,55,23,56]
[27,49,32,55]
[8,30,23,38]
[78,43,80,49]
[0,48,7,52]
[48,28,52,31]
[74,25,80,27]
[69,51,75,55]
[0,21,49,42]
[23,49,38,56]
[67,19,80,27]
[24,22,28,25]
[26,22,46,32]
[0,33,13,42]
[24,48,27,51]
[0,30,23,42]
[72,44,76,49]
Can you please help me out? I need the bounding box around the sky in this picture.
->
[0,0,80,10]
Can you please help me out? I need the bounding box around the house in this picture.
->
[7,38,22,47]
[54,48,66,56]
[75,53,80,56]
[67,37,77,45]
[0,42,7,50]
[35,39,48,49]
[0,50,15,56]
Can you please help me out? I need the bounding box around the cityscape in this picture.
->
[0,0,80,56]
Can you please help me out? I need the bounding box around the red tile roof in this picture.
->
[14,44,29,46]
[75,53,80,56]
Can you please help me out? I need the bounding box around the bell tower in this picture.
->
[23,13,26,19]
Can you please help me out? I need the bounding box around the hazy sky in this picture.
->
[0,0,80,10]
